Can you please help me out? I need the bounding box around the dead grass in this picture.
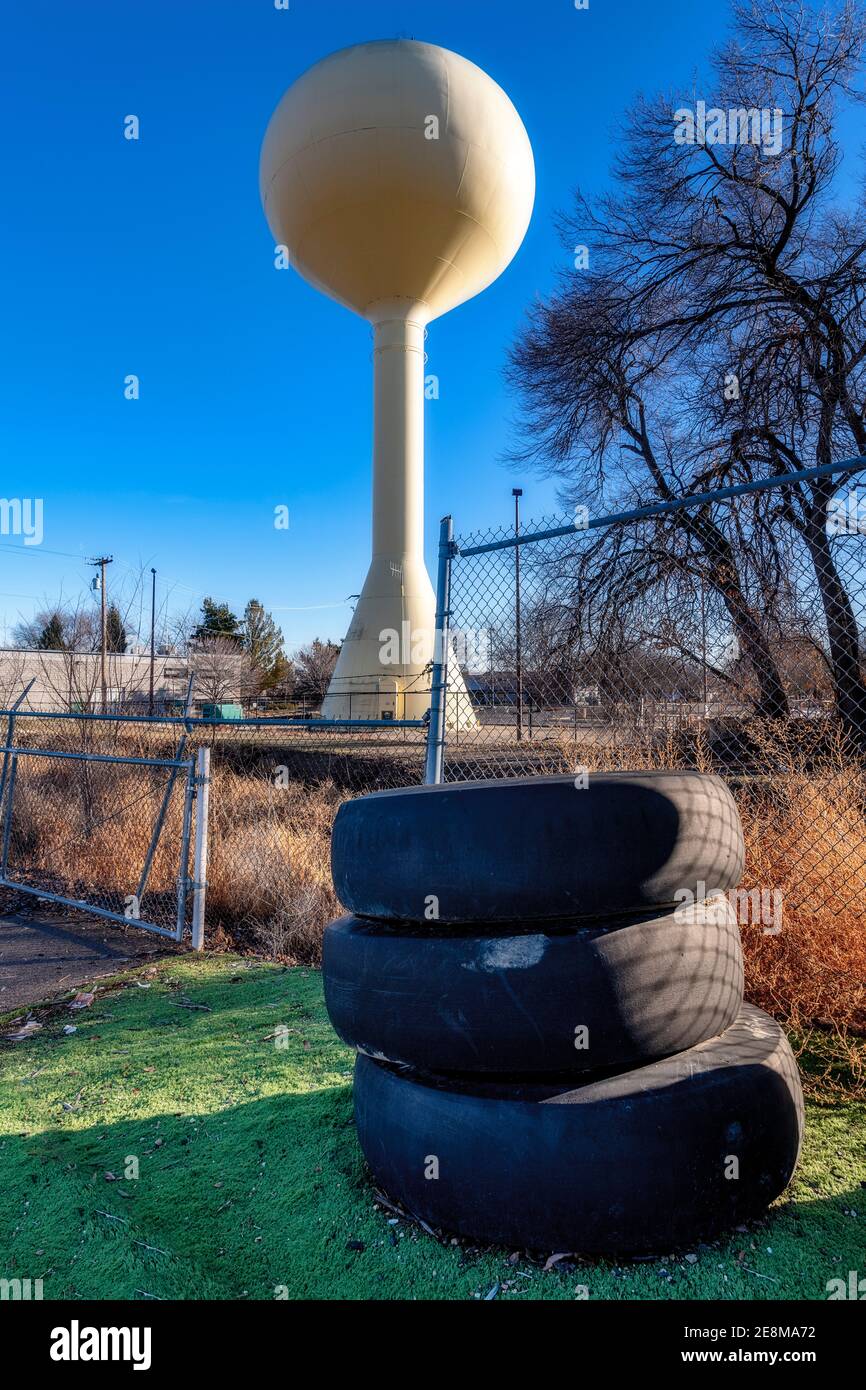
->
[737,771,866,1033]
[205,769,343,962]
[4,722,864,1032]
[555,726,866,1035]
[6,757,188,914]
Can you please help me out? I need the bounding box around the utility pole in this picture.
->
[149,567,157,716]
[512,488,524,743]
[89,555,113,713]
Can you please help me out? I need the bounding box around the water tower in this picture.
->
[260,39,535,722]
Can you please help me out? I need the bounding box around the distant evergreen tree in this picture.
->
[193,597,243,645]
[243,599,288,689]
[36,613,67,651]
[105,604,127,653]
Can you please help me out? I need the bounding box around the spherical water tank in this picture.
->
[259,39,535,324]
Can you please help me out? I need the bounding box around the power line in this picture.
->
[0,539,351,646]
[272,600,353,611]
[0,541,94,561]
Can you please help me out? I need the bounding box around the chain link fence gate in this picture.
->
[0,689,211,944]
[426,455,866,929]
[0,701,429,960]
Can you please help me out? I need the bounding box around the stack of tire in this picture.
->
[324,772,803,1254]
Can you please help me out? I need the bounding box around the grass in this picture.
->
[1,956,863,1301]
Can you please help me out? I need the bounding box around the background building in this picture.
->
[0,648,247,714]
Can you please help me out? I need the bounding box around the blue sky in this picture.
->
[0,0,844,651]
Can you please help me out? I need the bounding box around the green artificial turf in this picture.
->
[0,956,862,1301]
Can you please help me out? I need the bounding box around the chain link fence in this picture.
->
[1,459,864,1005]
[0,707,430,960]
[0,743,197,938]
[436,459,866,951]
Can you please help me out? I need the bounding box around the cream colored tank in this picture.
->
[260,39,535,723]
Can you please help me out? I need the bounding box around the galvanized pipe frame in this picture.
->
[0,882,183,940]
[3,711,428,730]
[0,687,432,936]
[1,754,19,878]
[456,453,866,558]
[0,692,432,947]
[0,678,35,814]
[136,675,195,911]
[190,746,211,951]
[0,746,192,769]
[424,515,456,785]
[0,740,198,943]
[424,454,866,784]
[174,756,197,938]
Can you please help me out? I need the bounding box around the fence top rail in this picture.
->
[0,745,195,769]
[0,711,430,730]
[455,453,866,557]
[0,881,181,938]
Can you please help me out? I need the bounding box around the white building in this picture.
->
[0,647,248,713]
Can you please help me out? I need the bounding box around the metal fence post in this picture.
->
[0,679,35,816]
[513,487,524,742]
[191,746,211,951]
[1,754,18,876]
[424,515,454,785]
[137,674,194,906]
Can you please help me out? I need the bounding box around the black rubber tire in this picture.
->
[331,772,745,925]
[353,1005,803,1254]
[324,899,744,1076]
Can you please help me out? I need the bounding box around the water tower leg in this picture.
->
[324,312,431,721]
[322,309,475,727]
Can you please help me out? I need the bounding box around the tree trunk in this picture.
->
[684,516,790,720]
[802,515,866,748]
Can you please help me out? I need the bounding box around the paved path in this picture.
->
[0,911,180,1012]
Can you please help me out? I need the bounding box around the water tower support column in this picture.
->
[371,310,426,565]
[321,308,437,720]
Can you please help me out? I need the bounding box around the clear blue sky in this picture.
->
[0,0,821,651]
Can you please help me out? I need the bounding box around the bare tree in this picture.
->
[509,279,793,717]
[292,639,340,703]
[13,606,98,653]
[191,635,254,706]
[508,0,866,735]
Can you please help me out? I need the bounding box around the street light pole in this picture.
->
[513,488,523,743]
[149,567,157,716]
[701,574,709,720]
